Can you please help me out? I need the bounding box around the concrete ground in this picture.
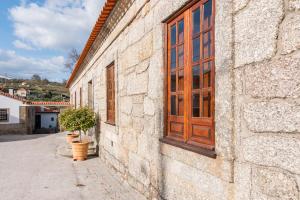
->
[0,133,146,200]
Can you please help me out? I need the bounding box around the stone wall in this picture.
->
[233,0,300,199]
[69,0,300,199]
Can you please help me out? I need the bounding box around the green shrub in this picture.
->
[58,108,76,132]
[72,107,96,142]
[59,107,96,142]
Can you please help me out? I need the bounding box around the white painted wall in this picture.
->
[40,113,58,129]
[0,95,24,124]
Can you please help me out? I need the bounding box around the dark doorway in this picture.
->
[35,115,41,129]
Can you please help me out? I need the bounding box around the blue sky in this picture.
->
[0,0,104,82]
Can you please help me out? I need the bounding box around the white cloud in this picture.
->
[10,0,104,51]
[13,40,34,50]
[0,49,67,82]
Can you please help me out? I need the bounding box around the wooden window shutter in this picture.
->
[88,81,93,109]
[106,63,115,124]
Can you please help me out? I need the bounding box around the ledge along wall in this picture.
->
[69,0,300,199]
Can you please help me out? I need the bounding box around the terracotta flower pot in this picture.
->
[71,141,89,161]
[66,133,79,144]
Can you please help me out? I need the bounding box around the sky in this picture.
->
[0,0,104,82]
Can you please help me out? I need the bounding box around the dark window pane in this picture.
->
[192,65,200,89]
[203,31,212,59]
[171,71,176,92]
[193,8,200,35]
[178,95,184,116]
[0,109,8,121]
[178,70,184,91]
[171,47,176,69]
[202,92,211,117]
[171,95,176,115]
[203,0,212,30]
[178,20,184,43]
[171,25,176,45]
[203,62,211,88]
[192,93,200,117]
[178,45,184,67]
[193,37,200,62]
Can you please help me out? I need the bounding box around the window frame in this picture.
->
[88,80,93,109]
[0,108,9,122]
[106,62,116,125]
[74,91,77,109]
[79,87,83,107]
[162,0,216,158]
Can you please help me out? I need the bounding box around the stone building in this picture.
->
[66,0,300,199]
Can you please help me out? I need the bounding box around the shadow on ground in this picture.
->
[0,134,53,143]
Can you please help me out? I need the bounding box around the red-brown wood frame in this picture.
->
[163,0,215,153]
[106,63,115,125]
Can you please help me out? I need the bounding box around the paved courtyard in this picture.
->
[0,133,146,200]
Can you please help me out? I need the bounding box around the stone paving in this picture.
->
[0,133,146,200]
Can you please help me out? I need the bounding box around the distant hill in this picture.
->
[0,78,69,102]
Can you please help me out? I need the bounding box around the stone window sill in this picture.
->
[104,121,116,126]
[159,137,217,159]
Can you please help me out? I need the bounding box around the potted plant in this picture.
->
[71,107,96,161]
[58,108,78,143]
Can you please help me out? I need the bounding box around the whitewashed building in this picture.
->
[16,88,28,97]
[35,107,58,131]
[0,92,35,134]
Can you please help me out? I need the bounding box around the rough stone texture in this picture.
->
[242,136,300,174]
[234,0,284,67]
[245,54,300,98]
[127,71,148,95]
[251,167,299,200]
[143,97,155,116]
[234,162,251,200]
[280,13,300,54]
[161,156,234,200]
[120,96,133,115]
[68,0,300,199]
[288,0,300,10]
[233,0,250,12]
[244,102,300,133]
[215,0,233,72]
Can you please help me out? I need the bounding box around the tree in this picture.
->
[42,78,49,84]
[65,48,80,72]
[62,79,67,85]
[31,74,41,81]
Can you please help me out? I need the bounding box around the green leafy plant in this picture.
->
[58,108,76,132]
[72,107,96,142]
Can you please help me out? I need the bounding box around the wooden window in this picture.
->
[74,92,77,109]
[106,63,115,125]
[0,109,9,122]
[88,81,93,109]
[80,87,82,107]
[163,0,215,155]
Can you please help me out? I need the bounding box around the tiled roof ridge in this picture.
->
[31,101,70,105]
[66,0,117,88]
[0,91,29,103]
[0,91,70,105]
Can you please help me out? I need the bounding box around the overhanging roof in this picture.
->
[66,0,117,88]
[0,91,29,104]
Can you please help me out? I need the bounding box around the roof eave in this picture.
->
[66,0,117,88]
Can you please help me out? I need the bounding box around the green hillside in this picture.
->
[0,78,69,102]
